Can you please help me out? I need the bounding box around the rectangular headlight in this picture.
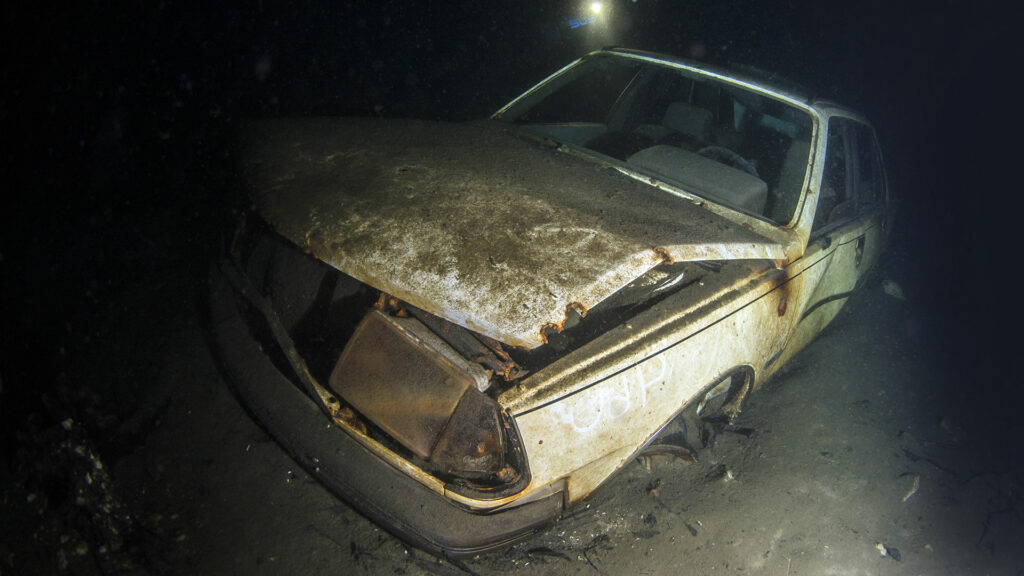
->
[329,310,491,459]
[329,310,530,496]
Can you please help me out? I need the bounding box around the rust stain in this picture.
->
[567,301,589,318]
[496,465,518,483]
[651,246,674,265]
[422,311,452,333]
[538,302,589,344]
[474,334,529,381]
[336,405,368,435]
[374,292,409,317]
[538,322,559,345]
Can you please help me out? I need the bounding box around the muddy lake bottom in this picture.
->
[3,256,1023,576]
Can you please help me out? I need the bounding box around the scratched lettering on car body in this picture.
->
[550,355,669,433]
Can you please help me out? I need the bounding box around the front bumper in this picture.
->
[207,261,564,557]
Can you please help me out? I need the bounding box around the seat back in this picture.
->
[769,139,811,223]
[662,102,713,142]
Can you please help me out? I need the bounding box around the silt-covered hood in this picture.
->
[241,118,784,349]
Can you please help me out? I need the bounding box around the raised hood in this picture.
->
[241,118,784,349]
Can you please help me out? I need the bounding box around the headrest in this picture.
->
[662,102,713,141]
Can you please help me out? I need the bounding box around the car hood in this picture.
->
[241,118,785,349]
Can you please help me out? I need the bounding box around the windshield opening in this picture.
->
[497,54,814,225]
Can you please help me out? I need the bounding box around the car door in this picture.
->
[788,115,889,345]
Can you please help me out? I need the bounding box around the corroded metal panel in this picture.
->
[243,118,785,348]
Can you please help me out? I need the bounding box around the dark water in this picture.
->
[1,1,1019,573]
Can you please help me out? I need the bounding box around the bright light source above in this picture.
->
[590,2,603,14]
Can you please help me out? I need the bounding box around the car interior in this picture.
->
[508,57,813,225]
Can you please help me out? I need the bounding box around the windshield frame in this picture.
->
[494,50,820,229]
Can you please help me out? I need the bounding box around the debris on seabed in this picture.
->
[882,279,907,301]
[875,542,901,561]
[902,474,920,502]
[703,464,733,483]
[636,443,697,470]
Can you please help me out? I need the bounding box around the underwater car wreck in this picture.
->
[209,48,892,557]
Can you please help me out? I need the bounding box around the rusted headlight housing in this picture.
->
[329,311,526,493]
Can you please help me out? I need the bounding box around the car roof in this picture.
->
[599,47,872,126]
[599,47,811,103]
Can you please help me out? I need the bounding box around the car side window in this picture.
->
[812,119,852,232]
[812,117,885,235]
[851,123,884,211]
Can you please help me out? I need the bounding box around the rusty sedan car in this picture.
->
[208,48,891,557]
